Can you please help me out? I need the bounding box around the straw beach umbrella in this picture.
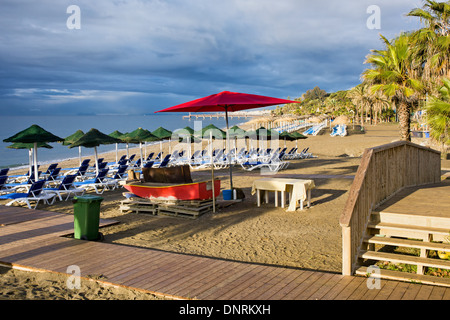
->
[63,130,85,166]
[3,124,63,180]
[152,127,172,156]
[109,130,125,163]
[172,126,200,143]
[289,131,308,148]
[69,128,122,176]
[126,128,160,167]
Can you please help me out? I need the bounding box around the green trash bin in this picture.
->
[73,195,104,241]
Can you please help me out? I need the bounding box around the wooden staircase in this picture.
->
[355,210,450,287]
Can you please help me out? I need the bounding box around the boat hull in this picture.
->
[124,180,220,201]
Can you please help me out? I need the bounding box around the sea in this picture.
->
[0,114,247,169]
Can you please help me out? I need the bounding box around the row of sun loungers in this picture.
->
[0,145,314,209]
[0,159,131,209]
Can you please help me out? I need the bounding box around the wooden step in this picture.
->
[364,236,450,252]
[355,266,450,288]
[367,222,450,241]
[360,250,450,270]
[371,211,450,230]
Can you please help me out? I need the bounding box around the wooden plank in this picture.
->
[270,270,315,300]
[133,256,212,292]
[387,280,411,300]
[320,275,355,300]
[401,283,422,300]
[255,268,307,300]
[207,264,270,300]
[360,279,389,300]
[332,276,366,300]
[414,284,434,300]
[172,259,233,298]
[429,286,447,300]
[307,273,346,300]
[158,258,228,294]
[185,261,252,299]
[231,266,283,300]
[198,263,262,300]
[239,266,289,300]
[373,280,399,300]
[286,271,333,300]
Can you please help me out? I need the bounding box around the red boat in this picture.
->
[123,165,220,201]
[124,180,220,201]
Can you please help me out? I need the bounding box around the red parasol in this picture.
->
[155,91,298,113]
[156,91,300,193]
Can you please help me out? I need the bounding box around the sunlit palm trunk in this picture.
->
[397,100,411,141]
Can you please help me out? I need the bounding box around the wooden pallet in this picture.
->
[119,196,214,219]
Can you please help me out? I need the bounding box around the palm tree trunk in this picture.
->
[397,100,411,141]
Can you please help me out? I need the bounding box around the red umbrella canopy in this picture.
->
[155,91,300,113]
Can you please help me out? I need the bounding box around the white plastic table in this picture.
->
[251,178,315,211]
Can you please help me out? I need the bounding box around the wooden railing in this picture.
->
[339,141,441,276]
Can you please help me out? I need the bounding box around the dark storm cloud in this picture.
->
[0,0,423,115]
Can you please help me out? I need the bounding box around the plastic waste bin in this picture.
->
[73,195,103,240]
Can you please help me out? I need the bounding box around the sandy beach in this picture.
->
[1,121,448,300]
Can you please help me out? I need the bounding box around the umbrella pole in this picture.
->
[210,131,215,213]
[94,147,99,176]
[33,142,39,181]
[225,107,233,193]
[79,146,82,166]
[28,148,33,177]
[139,142,144,168]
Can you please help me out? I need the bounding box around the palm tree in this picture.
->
[425,77,450,157]
[363,33,424,141]
[407,1,450,91]
[407,0,450,36]
[372,90,391,125]
[348,83,373,127]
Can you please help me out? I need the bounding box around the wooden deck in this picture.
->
[376,179,450,219]
[1,205,450,300]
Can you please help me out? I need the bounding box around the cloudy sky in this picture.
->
[0,0,424,116]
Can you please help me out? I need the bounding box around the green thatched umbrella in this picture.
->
[173,126,201,143]
[63,130,85,165]
[152,126,173,155]
[69,128,122,176]
[109,130,125,163]
[196,123,226,139]
[152,127,172,140]
[279,131,297,147]
[245,127,280,140]
[228,125,247,139]
[3,124,63,180]
[126,128,160,167]
[289,131,308,148]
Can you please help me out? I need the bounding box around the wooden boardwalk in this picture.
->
[1,205,450,300]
